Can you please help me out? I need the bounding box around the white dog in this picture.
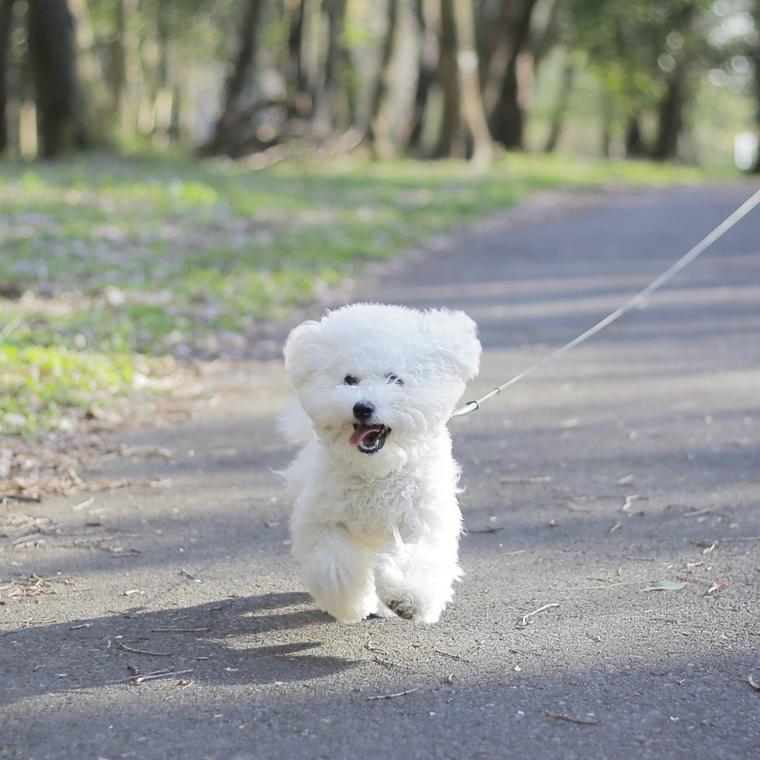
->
[280,303,481,623]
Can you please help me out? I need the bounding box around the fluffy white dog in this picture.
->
[280,303,481,624]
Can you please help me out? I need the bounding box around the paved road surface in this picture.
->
[2,184,759,759]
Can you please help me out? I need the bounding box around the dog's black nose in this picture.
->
[353,401,375,420]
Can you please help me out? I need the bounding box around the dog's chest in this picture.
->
[338,472,420,541]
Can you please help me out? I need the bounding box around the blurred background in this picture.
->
[1,0,760,451]
[0,0,758,167]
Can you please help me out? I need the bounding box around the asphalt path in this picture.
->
[2,183,759,759]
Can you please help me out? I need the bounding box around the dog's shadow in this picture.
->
[1,592,363,704]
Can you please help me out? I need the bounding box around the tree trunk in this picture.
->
[0,0,15,153]
[543,58,573,153]
[201,0,264,156]
[652,73,684,161]
[600,93,612,158]
[488,0,537,150]
[433,0,460,157]
[315,0,354,133]
[452,0,493,167]
[110,0,125,121]
[748,2,760,171]
[476,0,502,93]
[403,0,436,152]
[110,0,140,136]
[652,1,697,162]
[285,0,310,117]
[624,113,646,158]
[153,2,174,139]
[364,0,398,153]
[27,0,81,157]
[69,0,109,145]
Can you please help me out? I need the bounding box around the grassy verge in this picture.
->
[0,151,719,438]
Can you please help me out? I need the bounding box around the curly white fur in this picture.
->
[281,303,481,624]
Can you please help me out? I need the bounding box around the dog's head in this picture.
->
[283,303,480,469]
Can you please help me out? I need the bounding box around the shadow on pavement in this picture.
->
[1,591,363,705]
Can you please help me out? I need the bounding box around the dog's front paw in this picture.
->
[388,596,416,621]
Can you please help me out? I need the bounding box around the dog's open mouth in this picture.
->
[349,423,390,454]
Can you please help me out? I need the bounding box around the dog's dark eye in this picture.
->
[344,374,359,386]
[386,374,403,386]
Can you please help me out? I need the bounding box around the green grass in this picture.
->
[0,150,723,437]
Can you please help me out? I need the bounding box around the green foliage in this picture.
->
[567,0,715,127]
[0,152,709,437]
[0,342,137,437]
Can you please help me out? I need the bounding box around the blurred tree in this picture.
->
[434,0,459,156]
[433,0,493,162]
[403,0,436,152]
[651,1,700,161]
[569,0,709,160]
[69,0,110,145]
[752,0,760,171]
[453,0,493,165]
[28,0,84,157]
[317,0,355,133]
[481,0,538,149]
[0,0,14,153]
[364,0,398,154]
[201,0,265,156]
[284,0,310,118]
[543,56,574,152]
[539,1,575,153]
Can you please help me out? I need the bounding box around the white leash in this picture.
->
[452,186,760,418]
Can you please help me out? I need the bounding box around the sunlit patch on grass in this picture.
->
[0,343,138,437]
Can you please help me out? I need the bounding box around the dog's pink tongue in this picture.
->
[349,425,382,446]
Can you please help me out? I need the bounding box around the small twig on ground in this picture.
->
[132,669,193,685]
[70,497,95,512]
[373,654,410,670]
[366,638,409,669]
[545,709,599,725]
[561,582,628,591]
[150,627,210,633]
[717,536,760,542]
[365,639,390,657]
[112,667,172,684]
[499,476,551,484]
[747,675,760,692]
[433,647,472,663]
[116,641,174,657]
[108,548,141,558]
[179,568,201,582]
[683,508,719,518]
[366,687,420,701]
[517,603,559,629]
[468,526,504,534]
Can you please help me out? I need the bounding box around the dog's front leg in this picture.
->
[292,522,377,623]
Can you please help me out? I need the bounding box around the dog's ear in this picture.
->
[425,309,481,381]
[283,320,323,387]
